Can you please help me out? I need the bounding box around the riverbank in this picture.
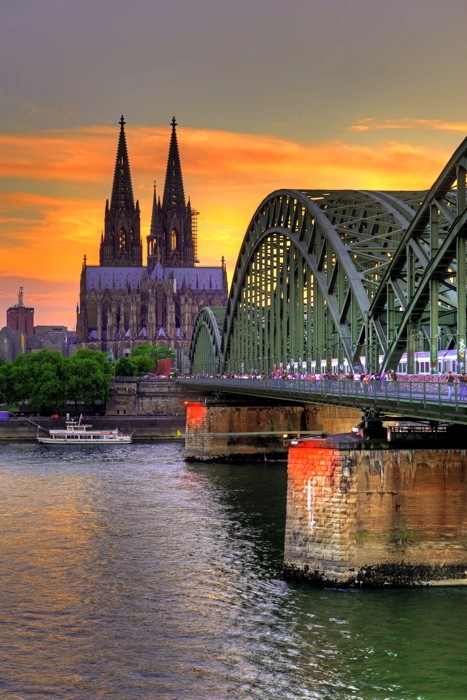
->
[0,415,186,441]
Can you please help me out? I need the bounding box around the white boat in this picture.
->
[37,418,133,445]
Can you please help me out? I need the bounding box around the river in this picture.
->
[0,442,465,699]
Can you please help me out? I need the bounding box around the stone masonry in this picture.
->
[284,436,467,587]
[106,378,186,416]
[184,402,304,461]
[184,401,362,462]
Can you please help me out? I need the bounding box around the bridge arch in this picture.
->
[190,138,467,376]
[189,306,225,375]
[221,187,419,375]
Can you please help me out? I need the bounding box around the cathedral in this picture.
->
[76,116,228,368]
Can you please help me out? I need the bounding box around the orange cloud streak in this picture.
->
[349,117,467,133]
[0,124,455,327]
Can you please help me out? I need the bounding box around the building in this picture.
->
[0,289,75,361]
[33,326,77,356]
[2,288,32,361]
[7,287,34,336]
[0,326,26,362]
[76,116,228,368]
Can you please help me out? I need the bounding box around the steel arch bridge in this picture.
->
[190,138,467,376]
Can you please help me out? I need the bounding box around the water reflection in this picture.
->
[0,443,464,699]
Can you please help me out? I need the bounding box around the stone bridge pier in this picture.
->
[183,399,361,462]
[184,399,467,587]
[284,436,467,587]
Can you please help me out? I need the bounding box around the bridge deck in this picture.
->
[177,377,467,426]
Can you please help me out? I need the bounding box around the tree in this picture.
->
[1,348,115,414]
[9,350,67,412]
[114,356,139,377]
[64,351,114,411]
[132,354,154,374]
[0,362,12,404]
[71,348,115,379]
[130,343,176,372]
[31,369,66,413]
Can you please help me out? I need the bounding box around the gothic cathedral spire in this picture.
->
[100,116,142,267]
[163,116,186,211]
[147,180,161,272]
[150,117,196,268]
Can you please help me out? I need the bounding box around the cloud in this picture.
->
[349,117,467,133]
[0,122,454,326]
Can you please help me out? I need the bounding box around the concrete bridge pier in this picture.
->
[284,436,467,587]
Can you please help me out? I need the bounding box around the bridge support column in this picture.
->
[184,401,362,462]
[284,437,467,587]
[304,404,361,434]
[184,400,303,462]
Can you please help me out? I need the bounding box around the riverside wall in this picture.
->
[106,377,187,416]
[284,436,467,587]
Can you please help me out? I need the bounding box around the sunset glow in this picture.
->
[0,122,459,329]
[2,0,467,329]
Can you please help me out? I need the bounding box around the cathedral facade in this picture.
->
[76,117,228,368]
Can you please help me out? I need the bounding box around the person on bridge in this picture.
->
[459,374,467,400]
[446,371,456,399]
[387,370,397,393]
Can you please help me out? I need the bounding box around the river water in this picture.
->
[0,442,465,700]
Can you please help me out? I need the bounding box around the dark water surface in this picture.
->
[0,442,465,699]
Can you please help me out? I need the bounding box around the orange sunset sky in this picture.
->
[2,0,467,329]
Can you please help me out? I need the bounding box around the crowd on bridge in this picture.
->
[186,369,467,400]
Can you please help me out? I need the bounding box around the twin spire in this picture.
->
[111,114,185,216]
[103,115,195,269]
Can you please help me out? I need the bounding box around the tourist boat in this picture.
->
[37,418,133,445]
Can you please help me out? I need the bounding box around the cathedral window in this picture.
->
[119,228,126,249]
[171,229,177,251]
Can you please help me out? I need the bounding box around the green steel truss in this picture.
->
[189,139,467,375]
[189,306,225,375]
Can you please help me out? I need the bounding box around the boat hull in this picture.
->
[37,420,133,445]
[38,435,132,445]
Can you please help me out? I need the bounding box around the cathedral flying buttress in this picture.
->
[76,117,228,369]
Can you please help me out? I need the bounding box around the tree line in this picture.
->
[0,344,176,414]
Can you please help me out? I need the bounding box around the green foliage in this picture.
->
[130,343,156,357]
[0,345,176,411]
[129,343,176,373]
[0,362,12,404]
[65,351,113,408]
[132,354,154,374]
[155,344,176,362]
[114,344,176,376]
[114,356,139,377]
[0,348,115,413]
[72,348,114,378]
[10,350,66,412]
